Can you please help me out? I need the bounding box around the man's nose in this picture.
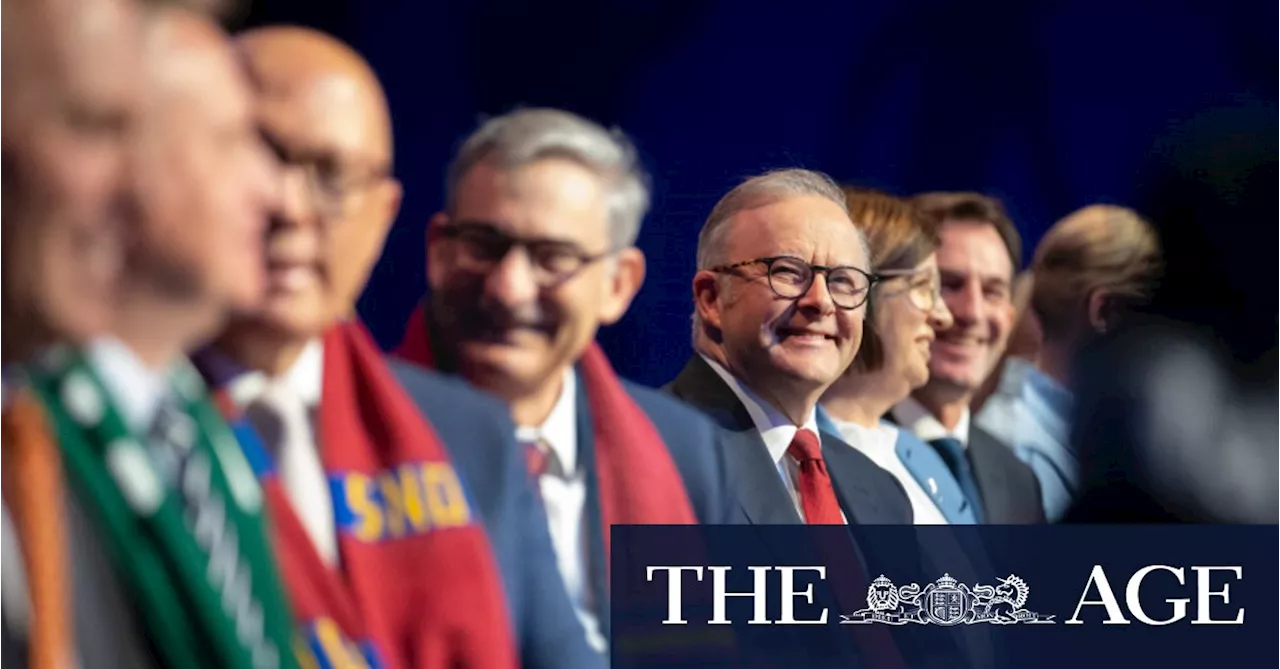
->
[795,273,837,315]
[276,164,318,229]
[947,281,984,326]
[482,247,540,309]
[929,295,956,332]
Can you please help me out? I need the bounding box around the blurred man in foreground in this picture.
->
[3,0,141,665]
[199,27,595,669]
[1,0,140,364]
[9,4,299,668]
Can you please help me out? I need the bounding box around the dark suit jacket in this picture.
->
[886,409,1046,524]
[967,425,1046,524]
[388,361,605,669]
[663,356,913,525]
[620,377,738,525]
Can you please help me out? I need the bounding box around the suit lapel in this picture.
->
[573,375,611,640]
[819,430,882,524]
[667,357,800,526]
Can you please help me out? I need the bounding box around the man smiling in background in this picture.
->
[890,191,1044,524]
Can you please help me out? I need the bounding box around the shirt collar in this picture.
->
[829,416,899,455]
[699,353,820,465]
[1022,366,1074,447]
[200,339,324,408]
[892,394,970,446]
[516,366,578,476]
[84,337,172,434]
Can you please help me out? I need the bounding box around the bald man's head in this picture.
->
[1,0,141,361]
[224,26,401,343]
[123,6,277,334]
[240,26,394,167]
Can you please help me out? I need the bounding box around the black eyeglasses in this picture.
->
[434,221,614,287]
[259,129,390,221]
[709,255,879,310]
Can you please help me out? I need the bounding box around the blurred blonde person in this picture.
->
[976,204,1162,521]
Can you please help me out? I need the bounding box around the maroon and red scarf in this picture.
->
[395,303,698,566]
[204,321,518,669]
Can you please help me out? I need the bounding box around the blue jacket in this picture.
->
[816,407,978,524]
[388,360,605,669]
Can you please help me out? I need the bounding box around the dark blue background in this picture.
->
[611,525,1279,669]
[239,0,1278,385]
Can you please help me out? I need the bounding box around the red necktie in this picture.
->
[789,429,908,669]
[787,429,844,524]
[523,439,549,502]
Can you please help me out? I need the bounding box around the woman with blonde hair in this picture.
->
[817,188,980,524]
[976,204,1162,521]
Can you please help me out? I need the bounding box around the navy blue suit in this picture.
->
[620,377,739,525]
[664,355,913,525]
[568,368,740,645]
[388,360,605,669]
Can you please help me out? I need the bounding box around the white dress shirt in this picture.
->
[892,394,971,446]
[1,340,171,644]
[515,367,608,653]
[699,354,847,524]
[828,418,949,525]
[86,337,172,434]
[205,340,338,566]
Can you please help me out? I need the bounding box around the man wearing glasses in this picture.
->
[196,30,603,669]
[666,169,911,526]
[396,107,737,656]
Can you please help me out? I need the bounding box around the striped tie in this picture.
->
[149,394,278,669]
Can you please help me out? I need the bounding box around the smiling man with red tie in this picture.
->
[663,168,915,668]
[665,168,911,527]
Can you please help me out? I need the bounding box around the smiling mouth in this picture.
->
[937,335,988,348]
[779,327,836,342]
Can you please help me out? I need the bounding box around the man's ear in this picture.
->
[597,247,646,325]
[381,177,405,224]
[425,211,450,290]
[1087,288,1113,334]
[692,269,724,331]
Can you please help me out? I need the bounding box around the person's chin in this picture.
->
[252,295,329,339]
[773,350,841,387]
[924,363,981,393]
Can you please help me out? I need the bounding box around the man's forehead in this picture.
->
[256,77,388,162]
[938,221,1013,275]
[13,0,140,94]
[734,196,862,259]
[244,40,391,163]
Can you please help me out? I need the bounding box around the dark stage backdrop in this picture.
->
[237,0,1277,386]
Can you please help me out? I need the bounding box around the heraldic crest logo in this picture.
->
[840,574,1056,626]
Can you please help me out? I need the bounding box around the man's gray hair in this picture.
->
[445,108,651,248]
[694,168,861,269]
